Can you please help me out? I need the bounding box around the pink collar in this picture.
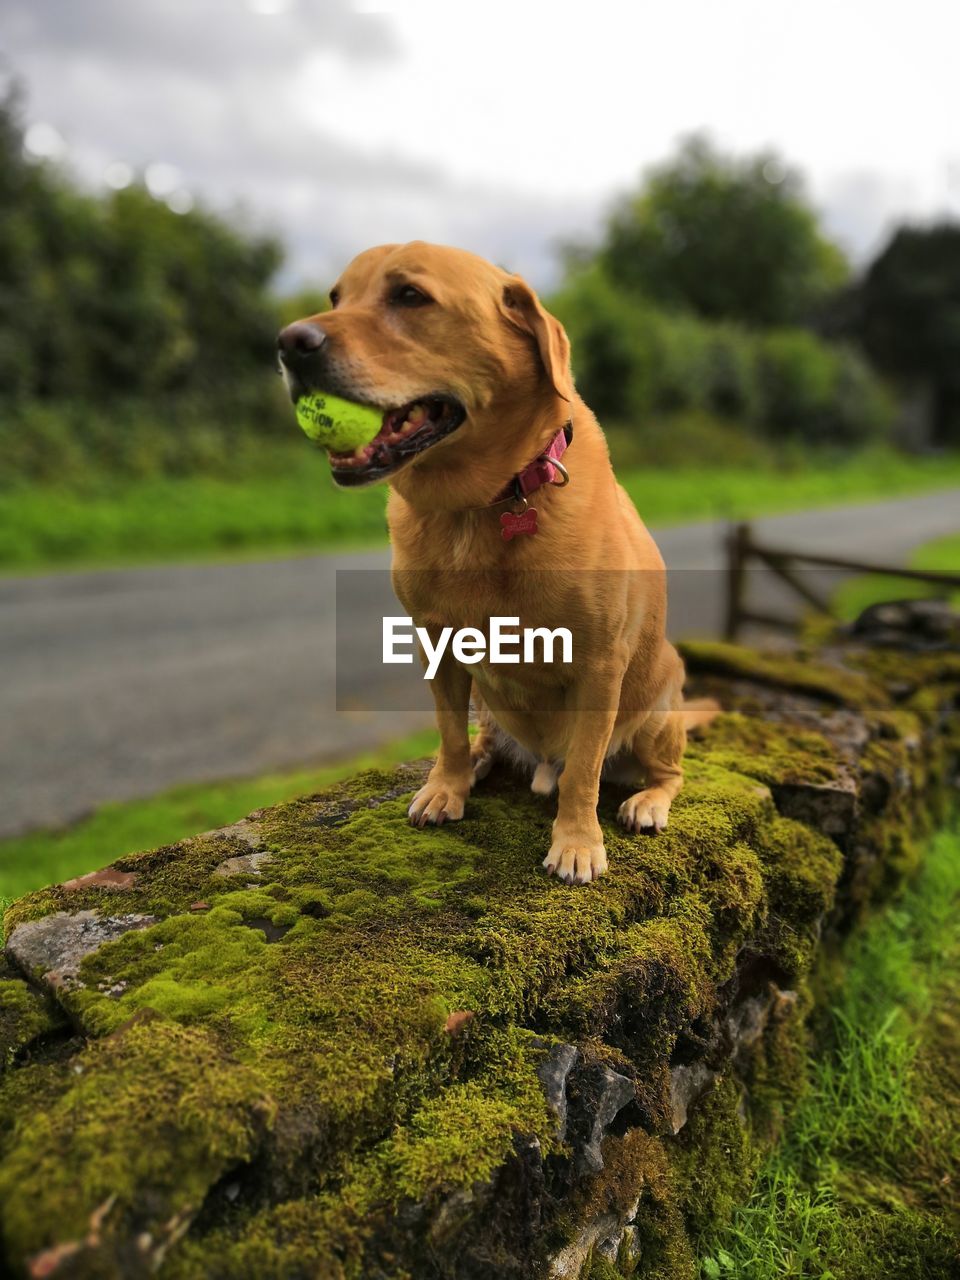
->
[492,419,573,504]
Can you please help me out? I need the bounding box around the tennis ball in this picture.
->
[295,392,382,452]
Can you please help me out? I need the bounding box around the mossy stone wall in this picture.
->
[1,641,958,1279]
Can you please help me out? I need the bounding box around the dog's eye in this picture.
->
[329,287,340,309]
[391,284,432,308]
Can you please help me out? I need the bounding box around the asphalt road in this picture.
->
[2,489,958,838]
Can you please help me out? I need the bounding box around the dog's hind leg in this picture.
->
[530,761,558,796]
[470,686,551,791]
[681,697,721,733]
[469,686,500,784]
[616,709,686,835]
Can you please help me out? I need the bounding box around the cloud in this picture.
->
[279,179,601,300]
[815,165,960,268]
[2,0,596,291]
[10,0,944,293]
[4,0,396,74]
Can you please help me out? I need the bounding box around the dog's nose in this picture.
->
[277,320,326,362]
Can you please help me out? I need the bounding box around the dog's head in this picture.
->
[277,242,573,494]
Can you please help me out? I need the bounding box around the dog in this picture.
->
[278,241,696,885]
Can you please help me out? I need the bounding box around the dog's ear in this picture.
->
[501,277,574,402]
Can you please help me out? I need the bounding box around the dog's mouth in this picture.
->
[324,395,466,487]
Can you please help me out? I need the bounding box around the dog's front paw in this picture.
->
[543,824,608,885]
[408,773,469,828]
[618,787,672,834]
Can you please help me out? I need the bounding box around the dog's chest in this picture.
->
[394,569,565,635]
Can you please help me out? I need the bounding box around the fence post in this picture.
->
[724,522,751,641]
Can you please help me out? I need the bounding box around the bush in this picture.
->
[756,329,840,434]
[549,268,893,449]
[603,410,776,470]
[0,382,297,490]
[549,268,652,419]
[831,347,897,447]
[757,330,894,445]
[701,326,764,421]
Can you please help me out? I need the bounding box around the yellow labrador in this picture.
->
[278,242,697,884]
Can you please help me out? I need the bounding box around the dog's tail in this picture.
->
[681,697,721,733]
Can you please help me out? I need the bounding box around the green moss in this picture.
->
[0,976,63,1067]
[586,1257,630,1280]
[373,1075,547,1203]
[743,985,814,1145]
[0,650,956,1277]
[687,712,839,787]
[844,647,960,696]
[545,909,713,1046]
[0,1017,274,1267]
[672,1076,758,1239]
[58,898,497,1204]
[163,1028,555,1278]
[68,909,269,1037]
[621,1141,698,1280]
[165,1191,376,1280]
[753,817,843,974]
[679,640,884,708]
[258,787,483,915]
[905,681,960,730]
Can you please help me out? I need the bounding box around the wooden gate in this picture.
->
[724,521,960,641]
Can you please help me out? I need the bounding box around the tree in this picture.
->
[855,224,960,446]
[595,135,848,327]
[0,81,56,396]
[0,84,284,404]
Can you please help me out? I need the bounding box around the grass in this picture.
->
[699,822,960,1279]
[0,447,389,572]
[832,531,960,621]
[2,445,960,572]
[0,726,438,907]
[620,447,960,529]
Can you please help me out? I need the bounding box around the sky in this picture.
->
[4,0,959,292]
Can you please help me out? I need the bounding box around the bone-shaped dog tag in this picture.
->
[500,508,538,540]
